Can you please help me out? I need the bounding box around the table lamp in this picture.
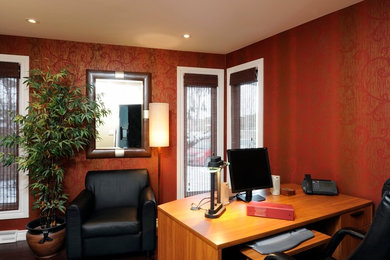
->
[205,156,228,218]
[149,103,169,204]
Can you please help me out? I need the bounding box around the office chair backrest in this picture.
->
[348,190,390,260]
[382,178,390,197]
[86,169,149,211]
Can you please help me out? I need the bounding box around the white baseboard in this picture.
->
[16,230,27,241]
[0,230,17,244]
[0,230,27,244]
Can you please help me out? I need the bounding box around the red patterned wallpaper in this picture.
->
[1,0,388,230]
[0,35,225,229]
[227,0,390,206]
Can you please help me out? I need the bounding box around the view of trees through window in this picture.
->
[184,86,215,197]
[0,77,18,211]
[239,82,258,148]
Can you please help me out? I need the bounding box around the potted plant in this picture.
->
[0,68,108,258]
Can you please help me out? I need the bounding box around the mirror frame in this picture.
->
[86,69,151,158]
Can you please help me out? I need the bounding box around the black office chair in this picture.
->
[265,179,390,260]
[66,169,156,259]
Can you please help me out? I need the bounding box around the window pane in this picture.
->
[231,81,258,149]
[184,86,216,197]
[240,82,257,148]
[0,77,19,211]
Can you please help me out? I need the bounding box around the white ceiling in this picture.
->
[0,0,363,54]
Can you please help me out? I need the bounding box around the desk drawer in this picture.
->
[340,206,372,228]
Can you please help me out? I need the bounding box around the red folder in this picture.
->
[247,201,295,221]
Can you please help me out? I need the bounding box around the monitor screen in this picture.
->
[227,148,273,202]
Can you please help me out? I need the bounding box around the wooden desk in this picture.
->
[158,184,373,260]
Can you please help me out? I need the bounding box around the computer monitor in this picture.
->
[227,147,273,202]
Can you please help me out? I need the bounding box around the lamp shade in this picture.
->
[149,103,169,147]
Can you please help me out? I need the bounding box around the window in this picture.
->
[177,67,224,198]
[227,59,264,149]
[0,54,29,220]
[0,62,19,211]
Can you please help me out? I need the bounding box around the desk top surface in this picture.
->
[158,184,372,249]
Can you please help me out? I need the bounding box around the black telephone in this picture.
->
[301,174,338,195]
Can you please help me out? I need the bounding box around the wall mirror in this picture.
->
[86,70,151,158]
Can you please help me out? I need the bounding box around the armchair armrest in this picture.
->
[139,186,157,251]
[323,228,365,257]
[66,189,94,258]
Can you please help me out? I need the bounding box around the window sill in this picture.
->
[0,210,29,220]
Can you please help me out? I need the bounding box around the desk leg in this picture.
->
[158,209,221,260]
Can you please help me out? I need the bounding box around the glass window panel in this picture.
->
[0,77,19,211]
[231,81,258,149]
[184,86,216,197]
[240,82,257,148]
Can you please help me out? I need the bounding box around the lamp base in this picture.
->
[205,203,226,218]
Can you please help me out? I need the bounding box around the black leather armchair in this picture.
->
[265,179,390,260]
[66,169,156,259]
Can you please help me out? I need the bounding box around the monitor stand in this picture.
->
[237,190,265,203]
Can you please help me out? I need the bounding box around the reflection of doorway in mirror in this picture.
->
[118,104,142,148]
[95,79,143,149]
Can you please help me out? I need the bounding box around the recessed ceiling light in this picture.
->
[26,18,39,24]
[183,34,190,39]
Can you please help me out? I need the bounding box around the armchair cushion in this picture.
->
[86,169,149,210]
[82,207,140,238]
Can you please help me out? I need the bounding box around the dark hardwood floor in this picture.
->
[0,241,156,260]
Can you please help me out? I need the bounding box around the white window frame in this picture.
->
[177,67,224,199]
[0,54,29,220]
[227,58,264,150]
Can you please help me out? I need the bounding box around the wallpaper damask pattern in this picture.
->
[0,0,389,230]
[227,0,390,206]
[0,36,225,230]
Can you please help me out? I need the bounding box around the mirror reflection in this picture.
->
[95,79,143,149]
[86,70,151,158]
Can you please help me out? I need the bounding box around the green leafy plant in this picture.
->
[0,68,108,228]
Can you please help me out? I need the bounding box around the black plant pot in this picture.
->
[26,217,66,259]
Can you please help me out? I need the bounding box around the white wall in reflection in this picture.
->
[95,79,143,148]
